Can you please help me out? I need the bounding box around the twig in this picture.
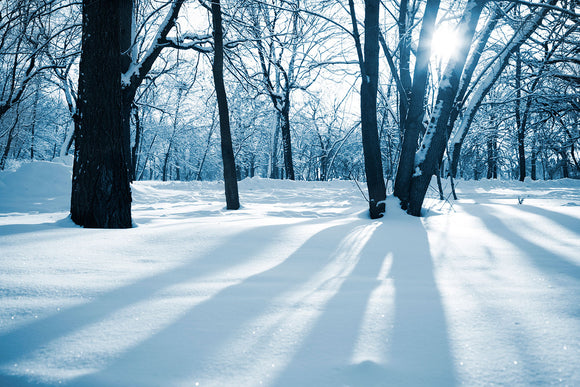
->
[349,171,369,202]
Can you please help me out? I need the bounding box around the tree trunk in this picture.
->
[393,0,441,207]
[162,140,172,181]
[436,163,444,200]
[197,116,215,181]
[120,0,134,181]
[212,0,240,210]
[445,7,503,176]
[269,114,281,179]
[531,141,537,180]
[515,50,526,181]
[560,151,569,178]
[407,0,485,216]
[448,0,556,179]
[131,104,141,181]
[0,117,18,170]
[280,94,295,180]
[397,0,411,133]
[350,0,386,218]
[71,0,132,228]
[487,137,493,179]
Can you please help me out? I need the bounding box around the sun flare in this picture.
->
[431,25,462,61]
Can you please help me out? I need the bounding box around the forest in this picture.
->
[0,0,579,386]
[1,0,578,225]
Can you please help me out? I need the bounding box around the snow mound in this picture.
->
[0,161,72,214]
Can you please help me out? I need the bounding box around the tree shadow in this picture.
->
[0,218,334,384]
[0,216,76,237]
[0,212,455,387]
[68,219,365,386]
[273,213,456,386]
[517,204,580,236]
[462,203,580,281]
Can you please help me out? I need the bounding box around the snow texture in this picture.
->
[1,161,579,386]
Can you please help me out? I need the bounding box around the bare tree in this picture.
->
[348,0,386,218]
[211,0,240,209]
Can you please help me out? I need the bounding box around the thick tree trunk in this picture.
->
[407,0,485,216]
[212,0,240,210]
[393,0,441,207]
[71,0,132,228]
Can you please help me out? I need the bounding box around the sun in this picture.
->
[431,24,462,62]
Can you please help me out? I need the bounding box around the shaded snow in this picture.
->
[0,162,579,386]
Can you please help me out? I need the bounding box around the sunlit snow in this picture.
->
[0,160,579,386]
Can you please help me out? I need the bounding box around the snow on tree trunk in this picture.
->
[445,6,503,177]
[448,0,557,179]
[393,0,441,207]
[407,0,485,216]
[71,0,132,228]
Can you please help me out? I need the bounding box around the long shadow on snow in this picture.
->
[274,214,456,386]
[0,218,333,385]
[462,203,580,281]
[0,216,76,237]
[69,219,365,386]
[517,204,580,236]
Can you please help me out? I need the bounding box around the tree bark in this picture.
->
[211,0,240,210]
[120,0,134,180]
[280,92,295,180]
[120,0,186,181]
[0,116,19,170]
[350,0,386,218]
[397,0,411,132]
[449,0,557,178]
[131,104,141,181]
[515,50,526,181]
[407,0,485,216]
[393,0,441,207]
[71,0,132,228]
[445,6,503,177]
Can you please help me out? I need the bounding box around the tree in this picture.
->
[211,0,240,210]
[405,0,486,216]
[448,0,558,179]
[349,0,386,219]
[70,0,132,228]
[393,0,441,208]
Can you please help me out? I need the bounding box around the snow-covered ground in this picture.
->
[1,160,579,386]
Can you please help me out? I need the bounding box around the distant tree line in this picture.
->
[0,0,578,226]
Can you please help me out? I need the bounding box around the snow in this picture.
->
[1,161,579,386]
